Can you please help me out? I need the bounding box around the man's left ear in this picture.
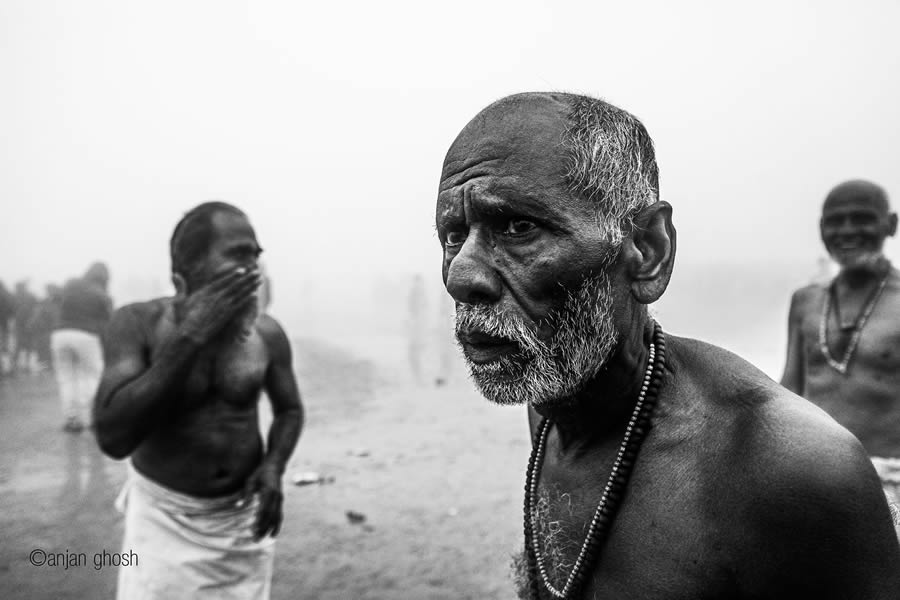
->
[621,201,676,304]
[888,213,898,237]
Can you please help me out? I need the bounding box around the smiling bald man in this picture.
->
[783,180,900,525]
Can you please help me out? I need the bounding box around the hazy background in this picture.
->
[3,0,899,378]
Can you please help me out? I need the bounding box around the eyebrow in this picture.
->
[467,184,562,223]
[227,240,263,253]
[823,207,881,218]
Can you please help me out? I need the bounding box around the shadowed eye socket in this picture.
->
[230,245,262,260]
[502,219,538,236]
[850,214,878,226]
[823,212,879,228]
[445,230,468,247]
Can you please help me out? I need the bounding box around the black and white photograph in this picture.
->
[2,1,900,598]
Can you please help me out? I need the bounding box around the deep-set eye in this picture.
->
[849,214,877,226]
[503,219,537,236]
[445,230,468,247]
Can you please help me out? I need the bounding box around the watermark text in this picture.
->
[29,548,139,571]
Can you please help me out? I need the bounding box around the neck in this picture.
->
[837,255,890,289]
[534,316,654,450]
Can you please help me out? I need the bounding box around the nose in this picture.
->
[835,216,855,233]
[445,234,502,305]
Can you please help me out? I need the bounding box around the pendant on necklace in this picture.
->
[819,270,891,375]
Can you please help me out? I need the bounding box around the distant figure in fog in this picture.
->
[782,180,900,526]
[407,274,427,384]
[0,280,14,375]
[12,280,38,373]
[52,263,113,432]
[29,283,63,371]
[434,287,455,387]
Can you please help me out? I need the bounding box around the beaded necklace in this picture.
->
[524,323,666,600]
[819,270,889,375]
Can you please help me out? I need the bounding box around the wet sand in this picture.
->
[0,336,529,599]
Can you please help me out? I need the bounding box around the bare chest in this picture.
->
[152,323,270,411]
[529,447,738,599]
[800,287,900,373]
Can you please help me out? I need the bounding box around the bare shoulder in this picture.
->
[886,266,900,289]
[112,298,168,324]
[255,314,292,359]
[103,298,169,345]
[670,335,869,479]
[788,281,826,315]
[738,389,900,592]
[667,336,900,593]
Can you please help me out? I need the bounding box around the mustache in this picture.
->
[454,303,550,361]
[455,304,531,342]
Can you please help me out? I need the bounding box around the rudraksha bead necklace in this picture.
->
[819,269,889,375]
[524,322,666,599]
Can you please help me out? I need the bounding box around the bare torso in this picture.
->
[128,299,270,496]
[525,336,900,599]
[788,269,900,457]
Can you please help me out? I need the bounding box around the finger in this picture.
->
[205,267,247,293]
[253,505,265,541]
[220,272,263,302]
[270,506,283,538]
[254,493,275,540]
[234,273,263,298]
[256,490,282,540]
[221,297,259,323]
[223,289,262,318]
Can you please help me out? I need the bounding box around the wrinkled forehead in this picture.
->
[823,181,890,216]
[441,95,572,189]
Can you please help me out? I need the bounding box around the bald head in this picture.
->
[820,179,896,270]
[824,179,890,215]
[446,93,572,153]
[442,92,659,246]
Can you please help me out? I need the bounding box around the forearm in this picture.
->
[261,406,303,473]
[95,333,201,457]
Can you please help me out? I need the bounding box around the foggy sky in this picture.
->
[3,0,899,316]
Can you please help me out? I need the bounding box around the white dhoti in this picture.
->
[115,464,276,600]
[871,456,900,535]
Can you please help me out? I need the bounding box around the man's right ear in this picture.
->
[172,273,187,298]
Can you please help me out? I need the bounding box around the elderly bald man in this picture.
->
[436,93,900,599]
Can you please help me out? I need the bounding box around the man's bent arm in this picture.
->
[780,290,807,395]
[93,306,202,459]
[259,316,303,473]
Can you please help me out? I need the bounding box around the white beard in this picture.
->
[455,272,619,408]
[833,249,885,273]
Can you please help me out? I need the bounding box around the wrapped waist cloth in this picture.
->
[871,456,900,531]
[115,463,276,600]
